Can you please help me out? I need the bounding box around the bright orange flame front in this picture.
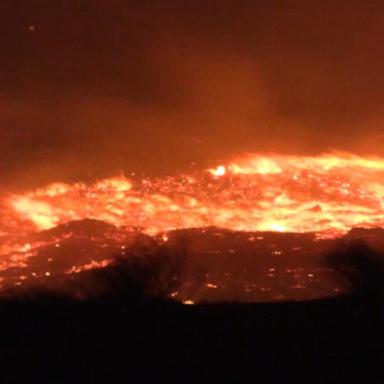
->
[0,152,382,299]
[4,153,384,240]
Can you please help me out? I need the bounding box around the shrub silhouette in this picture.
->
[327,239,384,301]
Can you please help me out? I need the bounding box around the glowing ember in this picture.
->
[209,165,226,177]
[0,152,383,300]
[6,152,384,237]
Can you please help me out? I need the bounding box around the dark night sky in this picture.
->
[1,0,384,188]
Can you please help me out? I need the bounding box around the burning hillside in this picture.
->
[7,152,384,236]
[0,153,384,302]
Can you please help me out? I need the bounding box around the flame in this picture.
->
[11,197,58,230]
[0,152,383,296]
[5,152,384,238]
[209,165,226,177]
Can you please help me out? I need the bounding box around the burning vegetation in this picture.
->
[1,152,384,303]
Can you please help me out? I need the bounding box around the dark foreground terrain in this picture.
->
[0,225,383,383]
[1,260,384,384]
[0,294,383,383]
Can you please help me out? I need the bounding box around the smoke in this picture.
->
[1,1,384,188]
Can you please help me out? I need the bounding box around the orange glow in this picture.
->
[66,259,113,274]
[0,152,384,294]
[5,152,384,238]
[209,165,226,177]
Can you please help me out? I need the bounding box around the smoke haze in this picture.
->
[1,1,384,188]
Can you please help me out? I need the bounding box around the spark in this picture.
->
[209,165,226,177]
[7,152,384,237]
[0,151,382,293]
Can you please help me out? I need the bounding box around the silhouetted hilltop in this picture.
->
[4,221,384,304]
[0,224,383,382]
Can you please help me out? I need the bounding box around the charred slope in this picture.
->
[0,235,382,383]
[0,290,382,383]
[3,220,384,303]
[0,223,383,382]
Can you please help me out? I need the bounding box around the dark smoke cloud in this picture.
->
[0,1,384,188]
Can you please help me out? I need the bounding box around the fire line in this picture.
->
[0,152,383,293]
[6,152,384,238]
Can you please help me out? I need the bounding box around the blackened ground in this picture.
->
[0,293,383,382]
[0,236,383,383]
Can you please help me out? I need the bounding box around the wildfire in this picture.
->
[0,152,383,299]
[6,152,384,238]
